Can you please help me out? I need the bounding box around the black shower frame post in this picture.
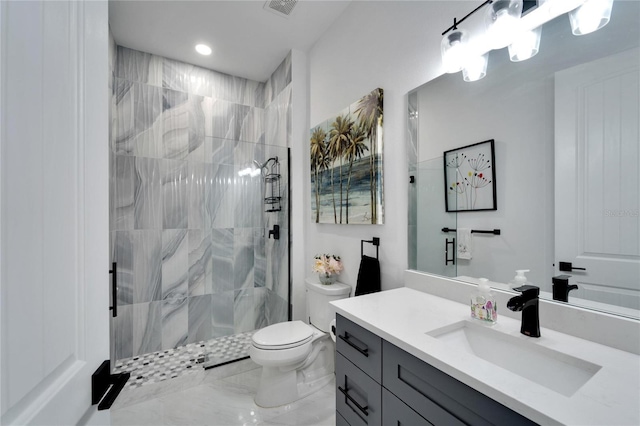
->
[287,148,292,321]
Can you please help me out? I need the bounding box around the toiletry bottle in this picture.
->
[509,269,531,290]
[471,278,497,324]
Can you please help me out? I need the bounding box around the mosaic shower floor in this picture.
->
[113,331,255,390]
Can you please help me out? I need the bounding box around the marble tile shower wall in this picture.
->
[110,46,291,360]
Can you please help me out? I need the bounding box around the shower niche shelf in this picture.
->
[264,157,282,213]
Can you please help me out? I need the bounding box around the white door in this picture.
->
[0,1,110,424]
[555,48,640,310]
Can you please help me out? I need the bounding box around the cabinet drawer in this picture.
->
[337,411,350,426]
[336,352,382,426]
[336,314,382,382]
[383,341,536,426]
[383,388,433,426]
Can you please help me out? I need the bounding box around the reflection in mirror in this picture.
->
[407,1,639,319]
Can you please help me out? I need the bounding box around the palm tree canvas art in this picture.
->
[310,88,384,224]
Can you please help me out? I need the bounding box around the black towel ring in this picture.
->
[361,237,380,260]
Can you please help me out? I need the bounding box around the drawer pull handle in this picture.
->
[338,386,369,416]
[339,332,369,357]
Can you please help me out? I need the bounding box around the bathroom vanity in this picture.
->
[335,314,533,426]
[331,277,640,425]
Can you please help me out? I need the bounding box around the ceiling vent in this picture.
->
[264,0,298,18]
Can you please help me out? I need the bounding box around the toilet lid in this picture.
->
[251,321,314,350]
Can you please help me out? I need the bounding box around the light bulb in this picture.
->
[195,44,212,56]
[508,26,542,61]
[441,30,469,74]
[463,53,489,82]
[485,0,523,49]
[569,0,614,35]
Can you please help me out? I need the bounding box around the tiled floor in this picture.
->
[110,358,336,426]
[113,332,255,390]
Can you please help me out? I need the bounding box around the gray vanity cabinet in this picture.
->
[336,352,382,426]
[335,315,383,426]
[382,388,432,426]
[335,314,382,382]
[336,314,537,426]
[336,412,350,426]
[383,341,536,425]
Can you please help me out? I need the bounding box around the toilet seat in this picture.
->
[251,320,314,350]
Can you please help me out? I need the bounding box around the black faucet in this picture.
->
[552,275,578,302]
[507,285,541,338]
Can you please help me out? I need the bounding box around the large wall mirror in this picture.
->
[408,0,639,319]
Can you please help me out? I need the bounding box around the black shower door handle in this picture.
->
[445,238,456,266]
[109,262,117,317]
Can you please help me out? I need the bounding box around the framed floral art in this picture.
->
[443,139,497,212]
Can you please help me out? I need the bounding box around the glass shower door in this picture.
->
[202,142,291,368]
[415,157,457,278]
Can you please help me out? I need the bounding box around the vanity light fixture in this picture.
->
[485,0,523,49]
[440,0,494,75]
[439,0,615,82]
[508,25,543,61]
[568,0,614,35]
[441,29,470,73]
[463,53,489,81]
[195,44,212,56]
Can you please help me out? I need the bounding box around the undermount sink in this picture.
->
[426,321,601,397]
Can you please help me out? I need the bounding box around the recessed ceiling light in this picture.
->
[195,44,212,56]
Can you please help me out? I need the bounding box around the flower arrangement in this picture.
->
[313,254,343,284]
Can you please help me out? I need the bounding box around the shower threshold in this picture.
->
[203,355,250,370]
[113,331,255,390]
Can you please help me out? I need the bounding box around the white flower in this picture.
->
[312,254,343,276]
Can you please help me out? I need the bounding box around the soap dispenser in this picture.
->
[509,269,531,290]
[471,278,497,324]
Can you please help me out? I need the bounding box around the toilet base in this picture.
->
[254,338,334,407]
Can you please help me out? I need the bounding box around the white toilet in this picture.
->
[249,277,351,407]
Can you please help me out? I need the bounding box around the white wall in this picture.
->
[302,1,473,304]
[290,49,310,321]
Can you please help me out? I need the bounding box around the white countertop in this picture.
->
[331,287,640,426]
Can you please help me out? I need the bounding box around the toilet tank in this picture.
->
[305,277,351,332]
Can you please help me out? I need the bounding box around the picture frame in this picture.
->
[443,139,497,212]
[310,88,384,224]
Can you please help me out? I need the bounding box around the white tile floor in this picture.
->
[110,359,336,426]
